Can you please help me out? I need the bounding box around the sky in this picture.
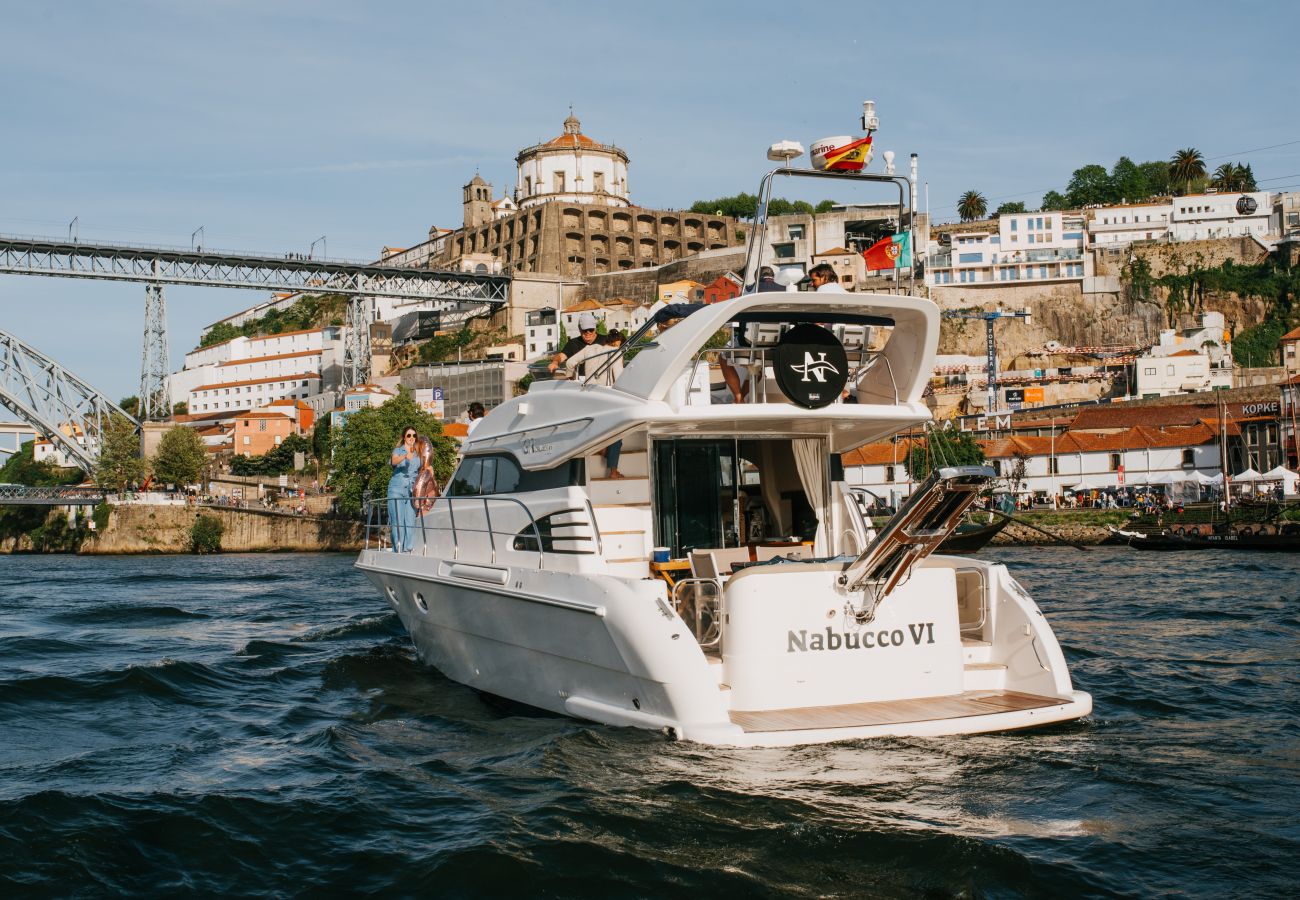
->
[2,0,1298,404]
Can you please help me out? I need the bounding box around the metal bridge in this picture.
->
[0,327,138,471]
[0,484,106,506]
[0,231,510,466]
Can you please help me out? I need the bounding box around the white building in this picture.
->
[1133,311,1233,398]
[1168,192,1271,242]
[172,327,345,416]
[1088,202,1172,246]
[514,112,630,210]
[927,211,1090,287]
[525,307,559,358]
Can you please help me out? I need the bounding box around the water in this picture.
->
[1,549,1296,897]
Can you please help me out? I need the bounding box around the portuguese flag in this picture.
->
[863,232,912,271]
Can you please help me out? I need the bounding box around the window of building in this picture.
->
[992,460,1002,476]
[258,421,267,431]
[788,224,805,240]
[1049,457,1060,474]
[958,253,983,263]
[553,171,565,193]
[243,436,250,446]
[773,242,796,259]
[1011,220,1018,231]
[1181,448,1195,468]
[593,172,605,192]
[884,465,895,482]
[1109,453,1121,471]
[1037,217,1044,229]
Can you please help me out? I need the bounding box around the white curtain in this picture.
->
[793,438,827,555]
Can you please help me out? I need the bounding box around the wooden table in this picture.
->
[649,559,691,589]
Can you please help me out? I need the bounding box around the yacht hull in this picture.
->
[357,550,1091,747]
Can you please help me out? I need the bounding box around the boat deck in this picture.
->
[729,690,1062,733]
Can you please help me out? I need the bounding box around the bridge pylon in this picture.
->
[139,280,169,421]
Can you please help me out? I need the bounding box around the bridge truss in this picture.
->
[0,327,139,471]
[0,234,510,393]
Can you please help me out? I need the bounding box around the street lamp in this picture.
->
[310,236,326,260]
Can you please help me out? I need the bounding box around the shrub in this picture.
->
[190,514,224,554]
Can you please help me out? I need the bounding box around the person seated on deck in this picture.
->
[755,265,784,292]
[549,311,607,377]
[807,263,848,294]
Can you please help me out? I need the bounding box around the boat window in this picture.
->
[447,454,580,496]
[449,458,484,496]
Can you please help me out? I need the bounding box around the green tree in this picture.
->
[814,200,837,213]
[1040,190,1070,211]
[118,396,140,418]
[1110,156,1149,202]
[95,415,144,491]
[329,389,457,516]
[993,201,1027,218]
[230,433,312,476]
[0,440,83,486]
[172,401,189,416]
[1137,160,1171,196]
[1169,148,1206,195]
[1065,164,1113,207]
[190,514,224,553]
[151,425,206,487]
[957,190,987,222]
[689,193,759,219]
[200,322,241,348]
[416,324,474,365]
[312,414,332,462]
[907,429,986,481]
[1235,163,1257,191]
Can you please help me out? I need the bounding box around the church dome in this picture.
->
[546,112,597,148]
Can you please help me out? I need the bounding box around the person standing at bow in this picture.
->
[388,426,421,553]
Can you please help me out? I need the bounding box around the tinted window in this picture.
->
[494,456,522,494]
[449,458,483,496]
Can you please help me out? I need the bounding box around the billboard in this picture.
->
[1004,388,1025,405]
[414,388,445,419]
[1023,386,1045,404]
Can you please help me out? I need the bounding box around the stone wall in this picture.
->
[1092,235,1268,279]
[582,248,748,303]
[81,504,364,554]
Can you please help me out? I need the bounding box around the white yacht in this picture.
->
[357,120,1091,747]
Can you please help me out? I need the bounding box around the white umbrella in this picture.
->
[1206,472,1224,484]
[1233,468,1262,482]
[1190,471,1218,485]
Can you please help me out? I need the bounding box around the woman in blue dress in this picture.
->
[388,425,420,552]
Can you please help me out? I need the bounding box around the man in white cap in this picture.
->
[549,311,608,377]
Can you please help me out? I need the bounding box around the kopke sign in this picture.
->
[414,388,445,419]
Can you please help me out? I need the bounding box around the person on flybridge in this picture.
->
[549,311,608,377]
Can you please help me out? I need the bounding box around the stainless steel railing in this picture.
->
[363,490,601,569]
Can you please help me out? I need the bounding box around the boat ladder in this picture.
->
[838,465,994,621]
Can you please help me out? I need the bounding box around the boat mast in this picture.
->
[1219,393,1230,516]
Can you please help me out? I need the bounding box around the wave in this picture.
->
[0,658,248,709]
[47,604,210,625]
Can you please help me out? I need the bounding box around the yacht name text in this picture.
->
[787,623,936,652]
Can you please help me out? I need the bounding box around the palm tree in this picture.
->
[1235,163,1257,192]
[1211,162,1238,191]
[957,190,988,222]
[1169,148,1206,194]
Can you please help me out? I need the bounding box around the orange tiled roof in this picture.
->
[442,422,470,438]
[234,411,292,420]
[563,299,605,312]
[1281,326,1300,341]
[815,247,856,256]
[218,348,321,367]
[841,438,921,466]
[1166,349,1202,358]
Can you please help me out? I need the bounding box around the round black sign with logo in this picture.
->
[1236,195,1258,215]
[773,323,849,409]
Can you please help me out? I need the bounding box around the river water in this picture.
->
[1,548,1295,897]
